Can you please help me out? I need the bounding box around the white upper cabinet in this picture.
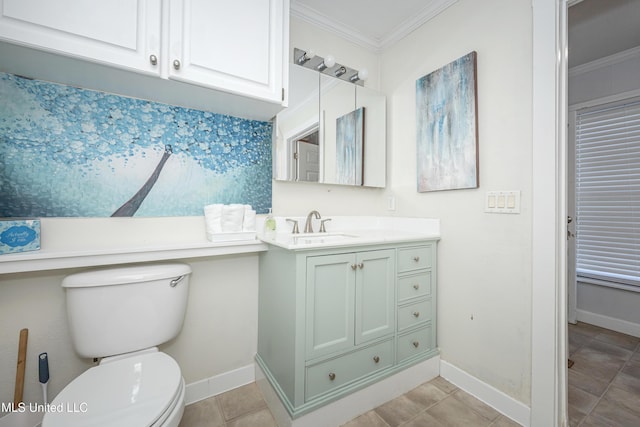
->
[169,0,286,104]
[0,0,288,106]
[0,0,161,75]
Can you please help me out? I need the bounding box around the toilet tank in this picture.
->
[62,263,191,358]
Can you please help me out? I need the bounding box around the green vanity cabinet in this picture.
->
[256,240,438,418]
[306,249,395,360]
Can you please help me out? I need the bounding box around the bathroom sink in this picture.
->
[288,232,358,245]
[261,230,364,250]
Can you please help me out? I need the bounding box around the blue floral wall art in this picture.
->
[0,73,272,217]
[416,51,479,192]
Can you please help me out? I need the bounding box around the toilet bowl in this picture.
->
[42,263,192,427]
[43,350,184,427]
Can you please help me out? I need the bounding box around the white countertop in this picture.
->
[258,216,441,251]
[0,239,268,274]
[261,229,440,250]
[0,216,439,274]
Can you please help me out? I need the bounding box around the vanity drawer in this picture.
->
[397,325,433,363]
[305,339,393,401]
[398,298,431,331]
[397,272,431,302]
[397,246,432,273]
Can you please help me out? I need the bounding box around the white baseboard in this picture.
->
[576,309,640,338]
[440,361,530,427]
[184,363,255,405]
[257,357,440,427]
[187,359,532,427]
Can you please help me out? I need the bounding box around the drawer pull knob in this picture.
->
[413,341,420,348]
[173,59,181,70]
[413,256,420,262]
[328,372,336,381]
[351,264,357,270]
[149,54,158,65]
[373,356,380,363]
[413,311,420,318]
[413,284,420,290]
[358,262,364,269]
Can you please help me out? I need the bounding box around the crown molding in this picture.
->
[290,3,379,52]
[378,0,458,50]
[290,0,458,53]
[569,45,640,77]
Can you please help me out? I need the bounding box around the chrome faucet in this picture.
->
[304,210,321,233]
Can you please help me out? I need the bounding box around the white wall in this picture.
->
[380,0,533,404]
[0,254,259,411]
[569,47,640,335]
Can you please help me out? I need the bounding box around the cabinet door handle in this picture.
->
[413,256,420,262]
[173,59,181,70]
[413,341,420,348]
[373,356,380,363]
[358,262,364,269]
[351,264,357,270]
[413,311,420,318]
[149,54,158,66]
[413,284,420,290]
[328,372,336,381]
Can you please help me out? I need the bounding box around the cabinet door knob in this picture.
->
[358,262,364,269]
[413,311,420,318]
[173,59,181,70]
[413,284,420,290]
[373,356,380,363]
[413,256,420,262]
[351,264,357,270]
[328,372,336,381]
[149,54,158,66]
[413,341,420,348]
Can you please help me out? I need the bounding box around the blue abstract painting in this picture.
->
[416,51,478,192]
[0,73,272,217]
[336,107,364,186]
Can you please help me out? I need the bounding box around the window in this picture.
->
[575,97,640,289]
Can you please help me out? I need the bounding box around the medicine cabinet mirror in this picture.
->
[273,64,386,187]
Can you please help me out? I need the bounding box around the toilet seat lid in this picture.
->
[44,352,181,427]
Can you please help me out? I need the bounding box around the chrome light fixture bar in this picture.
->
[294,48,367,86]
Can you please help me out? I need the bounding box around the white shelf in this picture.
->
[0,240,268,274]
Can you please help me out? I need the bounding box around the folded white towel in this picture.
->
[221,204,245,232]
[204,204,223,234]
[243,206,256,232]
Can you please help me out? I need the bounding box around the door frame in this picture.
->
[530,0,569,426]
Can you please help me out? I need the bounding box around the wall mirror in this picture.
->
[273,61,386,187]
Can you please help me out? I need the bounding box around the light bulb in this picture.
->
[297,49,316,65]
[350,68,369,83]
[324,55,335,68]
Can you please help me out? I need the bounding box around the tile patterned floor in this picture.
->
[181,323,640,427]
[568,322,640,426]
[179,377,521,427]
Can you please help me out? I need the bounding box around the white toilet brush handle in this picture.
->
[42,382,48,405]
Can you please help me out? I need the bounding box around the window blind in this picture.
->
[575,97,640,288]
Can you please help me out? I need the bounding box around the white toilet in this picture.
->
[42,263,192,427]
